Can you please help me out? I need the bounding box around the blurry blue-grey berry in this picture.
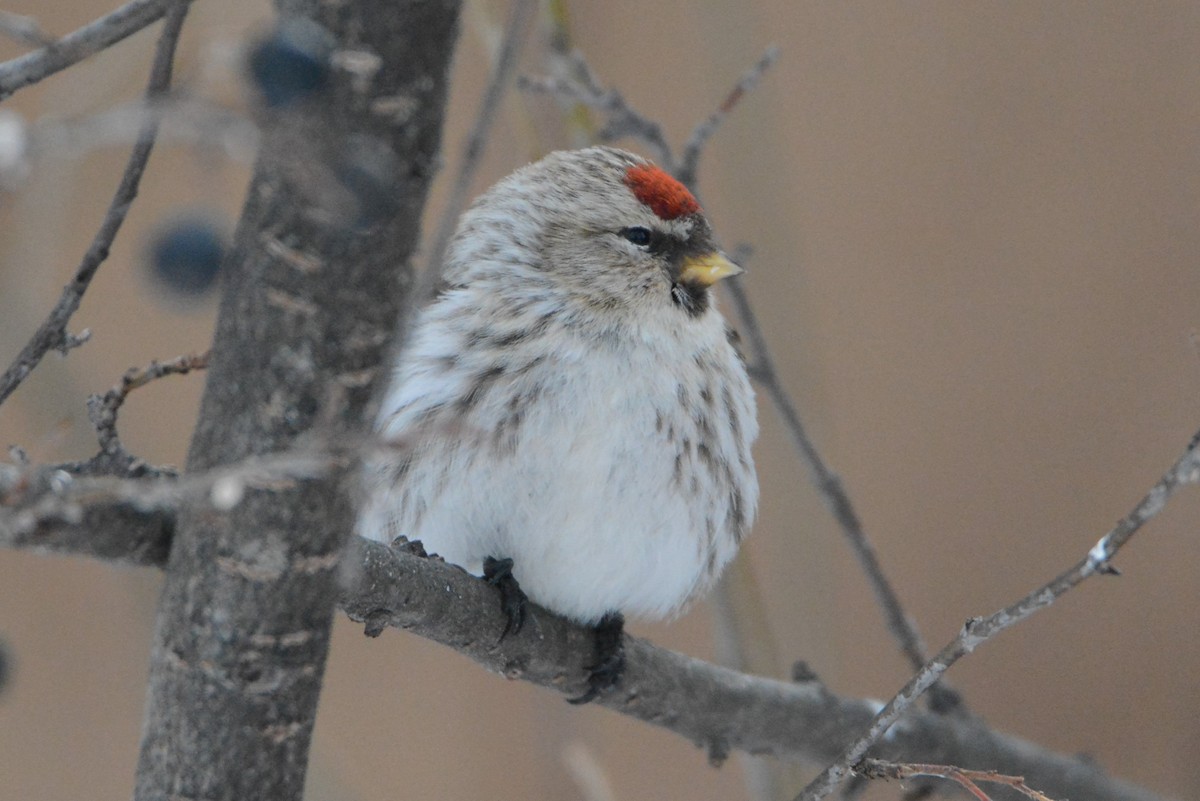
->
[336,135,401,229]
[247,18,335,108]
[148,218,226,296]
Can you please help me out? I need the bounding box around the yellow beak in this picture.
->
[678,252,743,286]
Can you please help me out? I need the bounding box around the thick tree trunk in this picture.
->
[132,2,461,798]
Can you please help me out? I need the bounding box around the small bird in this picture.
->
[360,146,758,701]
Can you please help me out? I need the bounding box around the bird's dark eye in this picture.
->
[620,227,653,247]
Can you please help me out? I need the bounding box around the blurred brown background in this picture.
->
[2,2,1198,800]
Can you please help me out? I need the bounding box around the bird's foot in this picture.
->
[483,556,527,639]
[568,611,625,705]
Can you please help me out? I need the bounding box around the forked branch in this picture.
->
[793,429,1200,801]
[0,0,195,101]
[0,1,190,407]
[856,759,1057,801]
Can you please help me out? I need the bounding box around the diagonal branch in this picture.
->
[0,0,195,101]
[676,45,779,189]
[724,272,942,691]
[793,428,1200,801]
[0,1,190,408]
[420,0,536,299]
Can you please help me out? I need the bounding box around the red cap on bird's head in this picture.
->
[623,164,701,221]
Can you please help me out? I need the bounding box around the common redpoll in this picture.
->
[360,146,758,699]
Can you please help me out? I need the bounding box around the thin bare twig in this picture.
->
[685,56,939,699]
[69,351,210,477]
[676,45,779,189]
[0,2,190,409]
[857,759,1057,801]
[0,0,194,101]
[700,54,956,716]
[419,0,536,300]
[794,429,1200,801]
[724,269,946,698]
[519,56,675,170]
[522,44,780,186]
[540,1,598,147]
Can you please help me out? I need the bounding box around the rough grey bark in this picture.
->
[0,1,190,407]
[131,2,462,799]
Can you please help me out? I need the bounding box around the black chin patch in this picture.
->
[671,281,709,317]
